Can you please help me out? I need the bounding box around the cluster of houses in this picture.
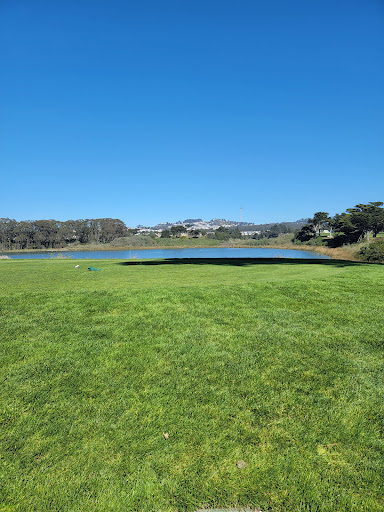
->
[132,220,261,238]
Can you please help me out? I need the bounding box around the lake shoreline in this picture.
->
[0,242,360,261]
[1,246,334,261]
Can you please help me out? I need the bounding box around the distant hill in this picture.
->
[151,218,308,231]
[183,219,203,224]
[237,220,309,232]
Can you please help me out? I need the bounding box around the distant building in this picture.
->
[242,231,261,236]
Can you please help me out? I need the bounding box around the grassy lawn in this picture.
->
[0,258,383,511]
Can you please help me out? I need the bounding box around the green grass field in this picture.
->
[0,258,383,511]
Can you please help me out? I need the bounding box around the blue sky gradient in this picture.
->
[1,0,383,226]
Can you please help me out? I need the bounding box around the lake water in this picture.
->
[5,248,330,259]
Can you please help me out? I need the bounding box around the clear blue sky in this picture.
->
[1,0,383,227]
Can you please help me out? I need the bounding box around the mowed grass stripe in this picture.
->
[0,259,383,511]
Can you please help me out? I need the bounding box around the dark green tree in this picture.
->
[170,225,187,237]
[214,226,242,240]
[59,220,78,245]
[346,202,384,242]
[267,224,282,238]
[214,227,231,240]
[293,224,316,242]
[13,221,35,249]
[309,212,330,236]
[367,202,384,237]
[0,218,17,251]
[98,218,127,243]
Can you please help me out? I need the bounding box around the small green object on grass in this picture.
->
[87,266,101,271]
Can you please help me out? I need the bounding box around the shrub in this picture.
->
[327,232,361,248]
[358,239,384,263]
[110,236,158,247]
[305,237,326,246]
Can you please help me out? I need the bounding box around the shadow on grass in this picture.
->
[117,258,364,268]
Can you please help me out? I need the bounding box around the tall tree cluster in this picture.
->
[294,202,384,245]
[0,218,128,251]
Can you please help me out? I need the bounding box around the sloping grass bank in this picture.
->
[0,258,383,511]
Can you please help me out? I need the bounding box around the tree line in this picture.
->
[0,217,296,249]
[160,225,244,240]
[294,202,384,246]
[0,218,127,250]
[160,223,294,241]
[3,203,381,252]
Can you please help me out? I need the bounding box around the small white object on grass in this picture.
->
[75,265,79,269]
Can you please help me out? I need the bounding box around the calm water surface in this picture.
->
[6,248,330,259]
